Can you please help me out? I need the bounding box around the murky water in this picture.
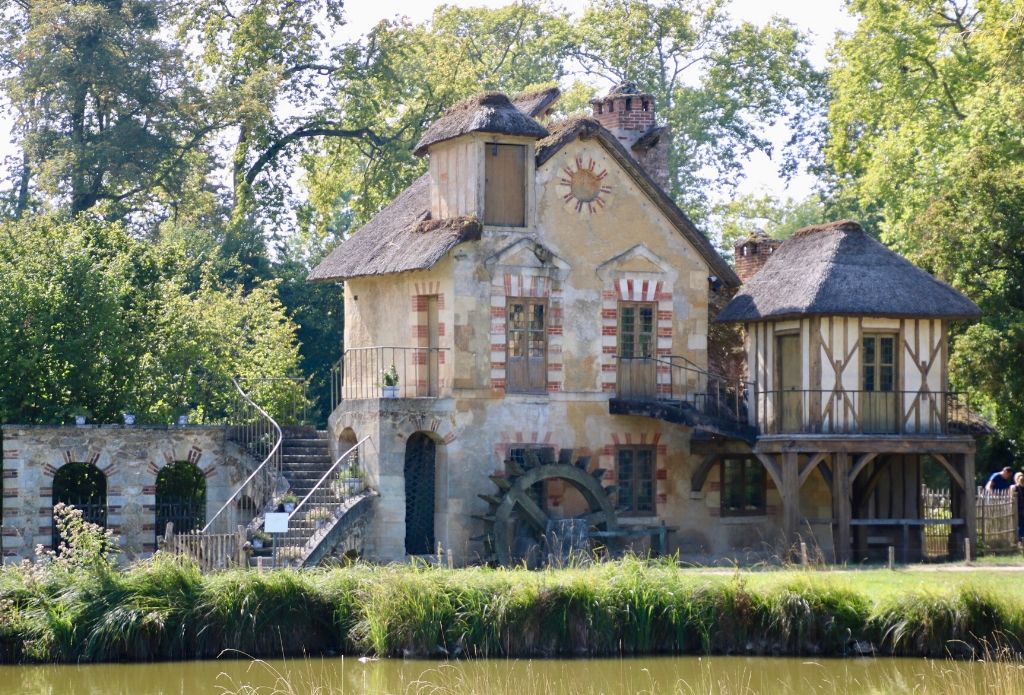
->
[1,655,1020,694]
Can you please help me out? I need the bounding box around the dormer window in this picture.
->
[485,143,526,227]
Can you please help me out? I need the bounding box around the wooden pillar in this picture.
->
[963,450,977,551]
[832,452,851,563]
[782,452,800,553]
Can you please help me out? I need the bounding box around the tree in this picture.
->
[707,192,827,255]
[1,0,207,220]
[573,0,826,218]
[827,0,1024,461]
[0,213,303,425]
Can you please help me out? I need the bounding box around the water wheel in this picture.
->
[475,448,620,566]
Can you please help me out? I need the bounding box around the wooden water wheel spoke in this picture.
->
[508,487,550,533]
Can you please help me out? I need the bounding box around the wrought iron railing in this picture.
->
[235,376,312,426]
[755,389,974,435]
[614,355,754,428]
[202,378,283,533]
[273,436,370,566]
[331,346,449,407]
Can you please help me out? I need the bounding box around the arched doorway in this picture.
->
[155,461,206,541]
[404,432,436,555]
[52,462,107,550]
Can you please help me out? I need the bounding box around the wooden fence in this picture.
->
[160,522,248,571]
[978,487,1019,553]
[921,486,1019,559]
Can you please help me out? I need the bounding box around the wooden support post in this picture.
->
[963,451,977,555]
[964,538,972,564]
[237,525,247,569]
[800,542,808,568]
[888,546,895,570]
[832,452,851,564]
[782,452,800,554]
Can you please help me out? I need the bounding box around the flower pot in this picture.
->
[283,502,296,513]
[382,385,399,398]
[315,519,327,530]
[343,478,362,497]
[252,538,264,549]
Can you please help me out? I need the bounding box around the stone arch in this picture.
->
[51,461,107,550]
[155,460,206,540]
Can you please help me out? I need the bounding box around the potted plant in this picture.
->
[251,529,271,549]
[277,545,304,564]
[280,493,299,513]
[336,462,364,498]
[381,364,399,398]
[307,506,334,530]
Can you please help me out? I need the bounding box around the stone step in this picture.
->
[282,454,329,462]
[283,438,329,447]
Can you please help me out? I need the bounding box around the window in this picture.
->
[506,298,547,393]
[720,457,765,516]
[617,446,656,515]
[862,334,896,392]
[484,143,526,227]
[618,303,655,359]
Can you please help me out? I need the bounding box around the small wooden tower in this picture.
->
[717,220,982,562]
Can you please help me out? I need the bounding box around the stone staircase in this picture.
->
[280,427,333,502]
[261,427,372,567]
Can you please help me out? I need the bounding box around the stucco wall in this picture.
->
[1,425,253,562]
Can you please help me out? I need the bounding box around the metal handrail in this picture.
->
[289,436,370,520]
[202,378,283,533]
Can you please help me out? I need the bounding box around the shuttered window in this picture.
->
[484,143,526,227]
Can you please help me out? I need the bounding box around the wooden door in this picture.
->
[616,303,656,399]
[484,144,526,227]
[507,299,547,393]
[776,334,803,431]
[862,334,897,433]
[426,295,439,397]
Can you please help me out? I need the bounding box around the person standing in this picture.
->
[986,467,1014,492]
[1012,472,1024,542]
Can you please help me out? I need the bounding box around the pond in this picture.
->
[1,655,1021,694]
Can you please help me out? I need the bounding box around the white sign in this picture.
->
[264,512,289,534]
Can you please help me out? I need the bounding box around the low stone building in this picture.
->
[1,425,253,561]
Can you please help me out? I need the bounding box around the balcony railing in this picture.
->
[331,346,449,408]
[756,389,976,436]
[614,355,754,431]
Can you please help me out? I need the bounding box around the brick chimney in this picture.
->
[734,231,781,283]
[591,83,670,190]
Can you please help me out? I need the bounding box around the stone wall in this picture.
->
[1,425,253,562]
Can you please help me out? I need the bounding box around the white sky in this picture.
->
[0,1,856,209]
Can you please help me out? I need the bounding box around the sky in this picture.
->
[0,1,858,208]
[339,0,858,201]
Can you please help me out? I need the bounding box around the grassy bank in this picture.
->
[2,555,1024,663]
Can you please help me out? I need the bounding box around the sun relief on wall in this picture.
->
[559,155,612,213]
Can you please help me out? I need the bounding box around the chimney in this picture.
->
[591,82,670,190]
[734,231,781,283]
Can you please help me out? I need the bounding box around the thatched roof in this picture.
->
[413,92,549,156]
[537,117,739,287]
[511,86,561,118]
[308,175,482,282]
[716,220,981,322]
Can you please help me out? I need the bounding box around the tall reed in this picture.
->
[1,554,1022,663]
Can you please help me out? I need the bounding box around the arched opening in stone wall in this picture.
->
[52,462,107,550]
[155,461,206,540]
[339,427,359,470]
[404,432,437,556]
